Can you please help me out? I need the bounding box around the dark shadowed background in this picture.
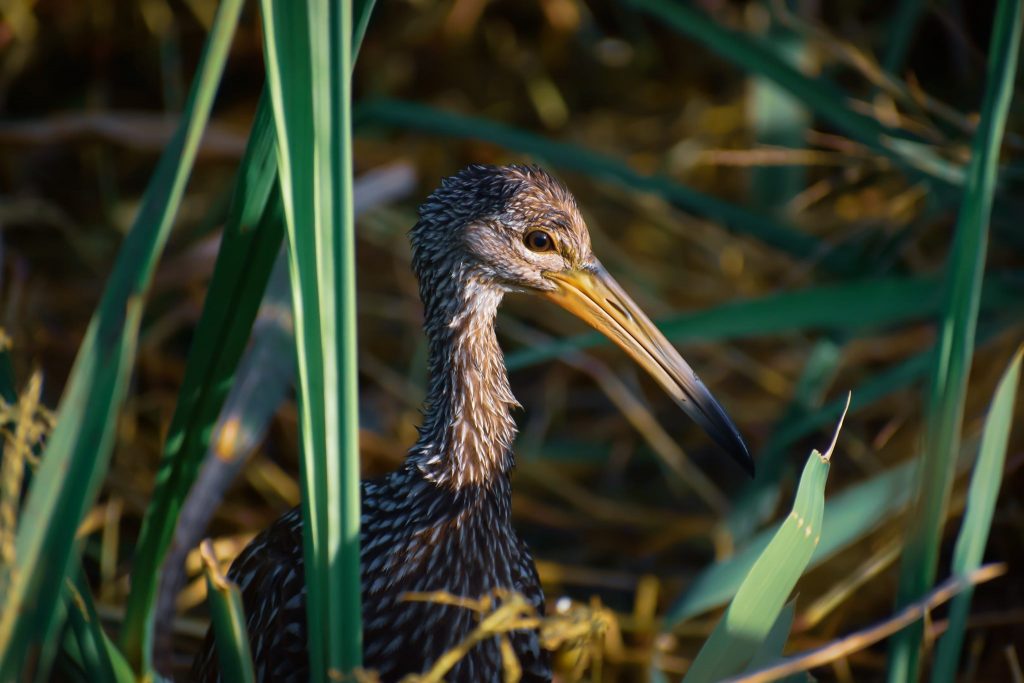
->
[1,0,1022,680]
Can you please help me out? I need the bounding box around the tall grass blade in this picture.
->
[931,348,1022,682]
[64,591,117,682]
[353,0,377,57]
[200,541,256,683]
[887,0,1021,678]
[882,0,925,75]
[0,0,243,675]
[63,575,133,683]
[683,441,833,681]
[748,29,808,211]
[260,0,362,678]
[120,94,282,674]
[260,2,327,675]
[317,0,362,673]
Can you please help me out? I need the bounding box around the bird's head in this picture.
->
[411,164,752,475]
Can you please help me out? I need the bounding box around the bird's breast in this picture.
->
[358,472,545,681]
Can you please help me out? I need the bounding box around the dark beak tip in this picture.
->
[713,427,754,478]
[732,439,755,478]
[688,392,755,478]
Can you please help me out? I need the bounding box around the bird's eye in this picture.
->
[524,230,554,253]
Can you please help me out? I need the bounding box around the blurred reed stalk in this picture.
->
[886,0,1022,679]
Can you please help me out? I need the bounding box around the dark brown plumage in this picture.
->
[192,164,751,682]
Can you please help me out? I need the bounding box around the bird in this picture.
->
[191,164,752,682]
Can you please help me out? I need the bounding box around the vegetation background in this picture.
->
[0,0,1022,681]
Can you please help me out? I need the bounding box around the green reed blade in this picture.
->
[0,303,141,679]
[353,0,377,57]
[882,0,926,75]
[260,1,362,678]
[0,1,243,676]
[64,591,116,682]
[748,29,808,212]
[120,94,282,675]
[683,447,831,682]
[63,575,133,683]
[746,601,796,673]
[260,2,327,675]
[201,541,256,683]
[931,348,1022,682]
[887,0,1021,678]
[317,0,362,673]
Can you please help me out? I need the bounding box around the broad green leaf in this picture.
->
[684,448,830,682]
[888,0,1021,678]
[313,1,362,673]
[932,348,1022,682]
[0,1,243,675]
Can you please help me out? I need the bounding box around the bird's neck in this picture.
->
[411,268,519,489]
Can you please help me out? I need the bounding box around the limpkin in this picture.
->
[192,164,751,682]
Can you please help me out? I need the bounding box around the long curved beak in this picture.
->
[542,262,753,476]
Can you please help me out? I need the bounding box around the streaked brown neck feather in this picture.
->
[410,265,519,488]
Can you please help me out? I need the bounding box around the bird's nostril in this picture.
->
[606,298,632,323]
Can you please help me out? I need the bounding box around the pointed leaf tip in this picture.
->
[822,391,851,462]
